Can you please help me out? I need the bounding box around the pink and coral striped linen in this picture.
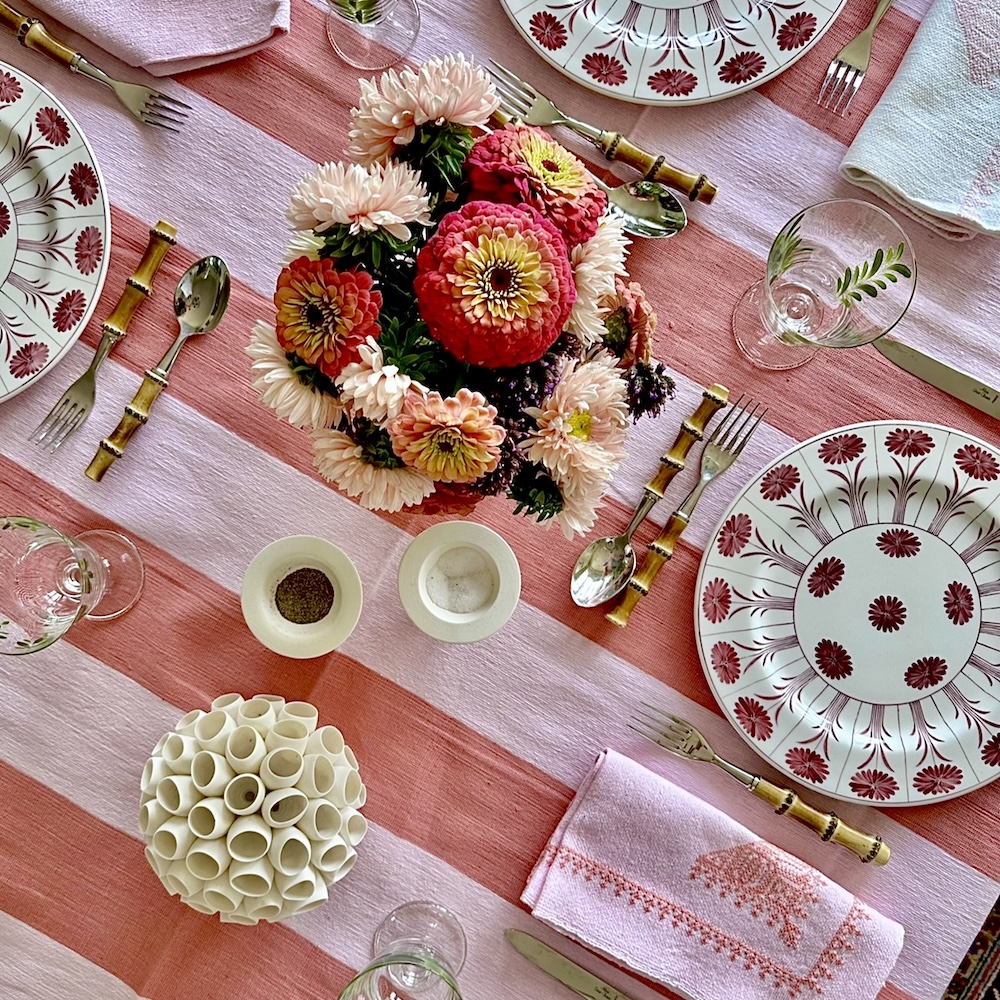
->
[0,1,999,999]
[523,750,905,1000]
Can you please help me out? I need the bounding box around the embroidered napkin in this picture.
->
[839,0,1000,241]
[523,750,904,1000]
[32,0,290,77]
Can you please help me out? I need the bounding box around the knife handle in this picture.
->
[0,2,80,68]
[102,221,177,341]
[84,371,166,482]
[751,778,891,865]
[596,131,718,204]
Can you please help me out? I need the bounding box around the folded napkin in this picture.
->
[839,0,1000,240]
[34,0,290,77]
[523,750,904,1000]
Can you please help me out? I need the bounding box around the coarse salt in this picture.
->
[425,546,496,614]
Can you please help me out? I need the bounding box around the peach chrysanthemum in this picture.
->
[388,388,506,483]
[274,256,382,379]
[286,160,432,241]
[567,213,629,347]
[414,200,575,368]
[465,125,607,247]
[313,429,434,512]
[521,351,629,490]
[246,320,343,430]
[600,275,657,367]
[348,53,500,165]
[336,336,426,424]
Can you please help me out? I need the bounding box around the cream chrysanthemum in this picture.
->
[245,320,342,430]
[286,160,432,241]
[313,429,434,512]
[566,214,630,347]
[521,351,629,489]
[347,53,499,165]
[553,478,607,540]
[336,336,426,424]
[283,231,326,263]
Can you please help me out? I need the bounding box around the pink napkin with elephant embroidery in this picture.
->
[522,750,904,1000]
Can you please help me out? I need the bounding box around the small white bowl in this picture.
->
[241,536,363,658]
[398,522,520,644]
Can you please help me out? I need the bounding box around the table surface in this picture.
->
[1,0,999,998]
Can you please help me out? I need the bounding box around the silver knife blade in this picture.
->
[874,339,1000,420]
[505,929,639,1000]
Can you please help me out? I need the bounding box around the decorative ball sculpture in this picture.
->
[139,692,367,924]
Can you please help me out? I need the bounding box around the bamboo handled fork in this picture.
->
[631,707,891,865]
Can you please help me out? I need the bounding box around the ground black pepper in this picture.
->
[274,567,335,624]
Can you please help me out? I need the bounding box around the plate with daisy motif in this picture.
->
[695,421,1000,806]
[497,0,847,106]
[0,60,111,403]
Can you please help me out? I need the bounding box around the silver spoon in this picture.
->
[594,175,688,238]
[84,256,232,482]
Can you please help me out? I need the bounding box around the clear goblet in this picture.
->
[0,515,144,655]
[339,901,466,1000]
[325,0,420,72]
[732,198,916,371]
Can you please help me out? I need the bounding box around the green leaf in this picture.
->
[836,243,914,308]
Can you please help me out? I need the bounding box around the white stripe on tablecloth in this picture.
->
[0,355,994,1000]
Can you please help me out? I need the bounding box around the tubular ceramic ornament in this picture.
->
[140,692,366,922]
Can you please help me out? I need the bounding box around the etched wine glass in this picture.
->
[325,0,420,72]
[338,900,465,1000]
[0,515,144,655]
[732,198,917,371]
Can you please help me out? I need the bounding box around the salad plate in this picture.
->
[0,60,110,403]
[695,421,1000,805]
[497,0,847,106]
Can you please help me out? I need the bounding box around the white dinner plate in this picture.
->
[696,421,1000,806]
[498,0,847,106]
[0,60,110,403]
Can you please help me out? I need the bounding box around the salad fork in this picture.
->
[630,706,891,865]
[607,396,764,627]
[488,61,717,204]
[0,2,190,130]
[816,0,894,116]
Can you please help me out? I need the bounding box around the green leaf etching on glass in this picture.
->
[331,0,384,24]
[836,242,912,307]
[768,211,813,284]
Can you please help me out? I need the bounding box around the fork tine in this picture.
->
[838,72,864,116]
[703,394,743,447]
[816,59,840,107]
[719,401,763,452]
[493,88,532,117]
[31,398,72,445]
[46,407,85,451]
[144,104,187,127]
[149,92,192,111]
[488,61,537,100]
[831,68,861,115]
[139,115,181,134]
[733,407,766,457]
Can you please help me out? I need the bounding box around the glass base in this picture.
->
[78,529,144,621]
[326,0,420,72]
[732,279,821,371]
[373,901,466,979]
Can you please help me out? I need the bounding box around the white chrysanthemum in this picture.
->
[347,53,500,165]
[283,231,326,263]
[554,478,606,540]
[246,320,343,430]
[286,160,432,241]
[313,429,435,512]
[335,336,426,424]
[567,213,630,347]
[521,351,629,488]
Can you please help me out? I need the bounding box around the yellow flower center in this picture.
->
[522,134,588,195]
[568,409,592,440]
[453,232,549,323]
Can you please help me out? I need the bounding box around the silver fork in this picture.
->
[0,2,190,130]
[607,396,764,627]
[488,61,716,204]
[816,0,894,116]
[629,706,891,864]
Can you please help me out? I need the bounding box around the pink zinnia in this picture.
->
[465,125,607,248]
[414,200,575,368]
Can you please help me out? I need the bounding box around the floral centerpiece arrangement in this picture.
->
[247,54,674,537]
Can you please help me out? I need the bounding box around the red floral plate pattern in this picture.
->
[0,61,110,403]
[497,0,847,106]
[695,421,1000,806]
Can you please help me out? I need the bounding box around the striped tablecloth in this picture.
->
[1,1,999,998]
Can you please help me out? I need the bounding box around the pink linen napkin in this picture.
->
[523,750,904,1000]
[32,0,290,77]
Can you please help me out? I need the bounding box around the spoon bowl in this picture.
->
[157,256,231,372]
[570,532,637,607]
[593,176,688,239]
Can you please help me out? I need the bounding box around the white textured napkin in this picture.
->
[840,0,1000,240]
[33,0,290,77]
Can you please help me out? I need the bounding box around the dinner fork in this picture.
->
[489,61,717,205]
[816,0,893,116]
[607,396,764,627]
[0,3,190,130]
[630,706,891,864]
[30,221,177,451]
